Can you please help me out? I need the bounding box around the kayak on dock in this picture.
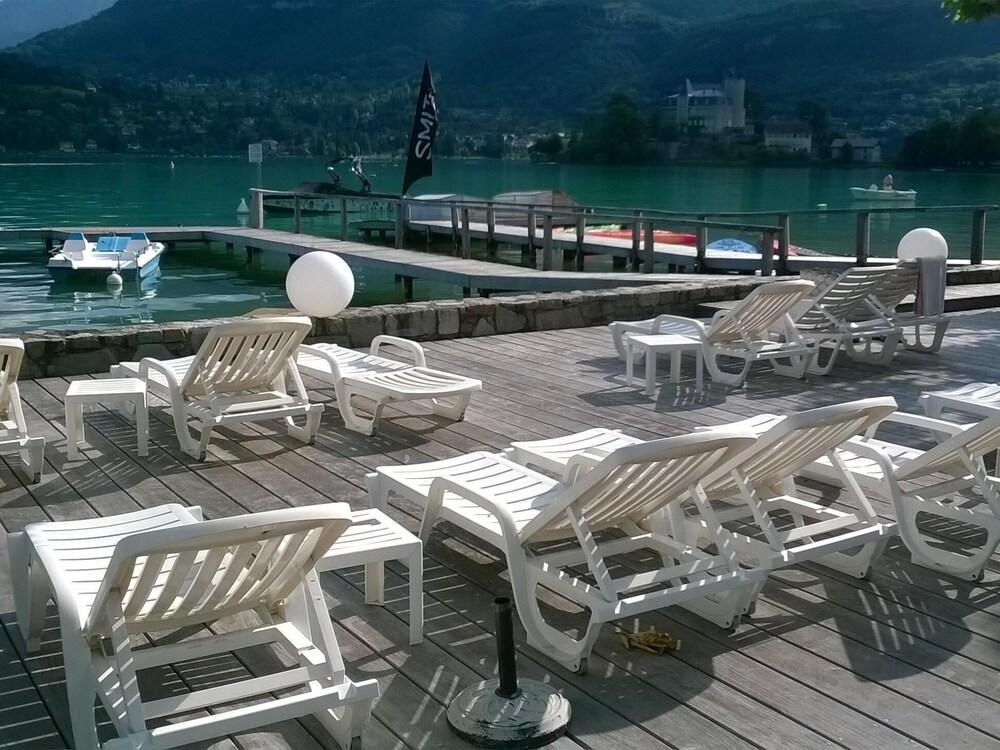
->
[47,232,165,283]
[585,225,697,246]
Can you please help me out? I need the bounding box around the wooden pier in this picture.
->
[2,309,1000,749]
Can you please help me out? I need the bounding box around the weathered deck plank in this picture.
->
[2,310,1000,748]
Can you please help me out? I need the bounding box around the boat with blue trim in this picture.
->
[47,232,166,283]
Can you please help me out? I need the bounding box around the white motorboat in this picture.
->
[48,232,165,283]
[849,185,917,201]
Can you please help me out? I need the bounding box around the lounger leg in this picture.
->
[896,501,997,580]
[365,473,390,512]
[169,401,204,459]
[703,349,752,388]
[21,436,44,483]
[406,546,423,645]
[904,319,949,353]
[805,340,841,375]
[430,394,471,421]
[286,403,324,444]
[60,617,100,749]
[195,420,215,460]
[7,533,48,653]
[336,387,380,436]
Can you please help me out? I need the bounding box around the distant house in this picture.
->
[665,77,746,134]
[831,136,882,163]
[261,138,280,154]
[59,141,76,153]
[85,139,98,151]
[763,121,812,154]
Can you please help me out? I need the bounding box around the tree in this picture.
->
[942,0,1000,21]
[797,100,830,139]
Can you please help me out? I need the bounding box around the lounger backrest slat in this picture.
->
[0,339,25,419]
[795,267,894,329]
[704,397,898,495]
[896,415,1000,480]
[521,431,757,540]
[86,506,353,636]
[180,317,313,396]
[705,280,815,343]
[865,261,920,316]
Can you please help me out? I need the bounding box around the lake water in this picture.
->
[0,156,997,332]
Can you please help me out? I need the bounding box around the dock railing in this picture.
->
[249,189,996,275]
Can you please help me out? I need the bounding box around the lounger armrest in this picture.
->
[870,412,966,438]
[650,314,705,336]
[426,474,521,542]
[297,344,344,380]
[370,335,427,367]
[139,357,184,399]
[564,448,613,483]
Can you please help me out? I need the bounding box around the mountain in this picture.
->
[16,0,1000,123]
[0,0,117,49]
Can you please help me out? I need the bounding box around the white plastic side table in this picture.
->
[65,378,148,459]
[317,507,424,645]
[625,333,704,395]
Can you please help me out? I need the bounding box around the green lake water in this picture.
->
[1,156,997,332]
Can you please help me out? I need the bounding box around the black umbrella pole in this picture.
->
[494,597,520,699]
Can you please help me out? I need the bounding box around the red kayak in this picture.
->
[586,228,697,246]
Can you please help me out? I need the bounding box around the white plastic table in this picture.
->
[317,508,424,645]
[625,333,704,395]
[64,378,148,459]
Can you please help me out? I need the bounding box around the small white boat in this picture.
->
[849,185,917,201]
[48,232,165,283]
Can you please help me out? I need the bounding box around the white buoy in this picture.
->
[816,203,828,209]
[236,198,250,215]
[106,271,123,287]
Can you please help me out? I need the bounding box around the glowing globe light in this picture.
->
[286,252,355,317]
[897,228,948,260]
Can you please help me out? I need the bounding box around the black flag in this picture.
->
[401,62,438,196]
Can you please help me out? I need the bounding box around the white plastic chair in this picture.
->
[800,412,1000,580]
[114,317,322,459]
[367,431,765,673]
[780,265,901,374]
[859,260,949,354]
[7,504,380,750]
[60,232,89,262]
[0,339,45,482]
[296,337,481,435]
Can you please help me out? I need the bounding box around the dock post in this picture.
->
[575,213,586,271]
[486,201,497,258]
[293,195,302,234]
[451,205,460,255]
[462,286,472,298]
[250,191,264,229]
[695,217,708,273]
[527,207,536,252]
[855,210,871,266]
[340,199,348,241]
[403,276,414,301]
[971,208,987,265]
[395,199,406,249]
[760,230,775,277]
[643,221,655,273]
[461,208,472,259]
[542,213,554,271]
[777,214,790,275]
[631,211,641,272]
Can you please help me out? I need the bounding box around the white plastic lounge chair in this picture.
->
[0,339,45,482]
[296,337,481,435]
[7,504,380,750]
[800,411,1000,580]
[508,399,897,592]
[858,260,949,354]
[921,382,1000,421]
[615,280,817,387]
[610,281,816,385]
[113,317,322,459]
[778,265,901,374]
[367,431,765,672]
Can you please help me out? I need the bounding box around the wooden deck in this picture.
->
[3,310,1000,749]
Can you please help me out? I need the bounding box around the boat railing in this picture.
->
[248,188,997,275]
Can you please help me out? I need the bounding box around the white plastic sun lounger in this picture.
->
[0,339,45,482]
[8,504,380,750]
[296,338,481,435]
[113,317,323,459]
[367,431,764,672]
[921,382,1000,421]
[612,280,817,387]
[857,260,949,354]
[780,265,902,374]
[799,411,1000,580]
[507,399,898,613]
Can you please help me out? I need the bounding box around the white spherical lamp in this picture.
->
[897,228,948,260]
[286,252,355,317]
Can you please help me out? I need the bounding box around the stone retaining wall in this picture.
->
[19,278,770,378]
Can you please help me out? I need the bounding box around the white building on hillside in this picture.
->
[764,121,812,153]
[665,77,746,134]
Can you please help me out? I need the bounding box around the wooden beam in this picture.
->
[971,208,987,265]
[461,207,472,259]
[542,213,554,271]
[643,221,655,273]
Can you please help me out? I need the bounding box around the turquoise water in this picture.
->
[0,156,997,332]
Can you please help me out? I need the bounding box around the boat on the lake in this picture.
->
[262,156,398,218]
[849,185,917,201]
[47,232,165,283]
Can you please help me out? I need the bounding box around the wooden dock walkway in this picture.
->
[2,309,1000,749]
